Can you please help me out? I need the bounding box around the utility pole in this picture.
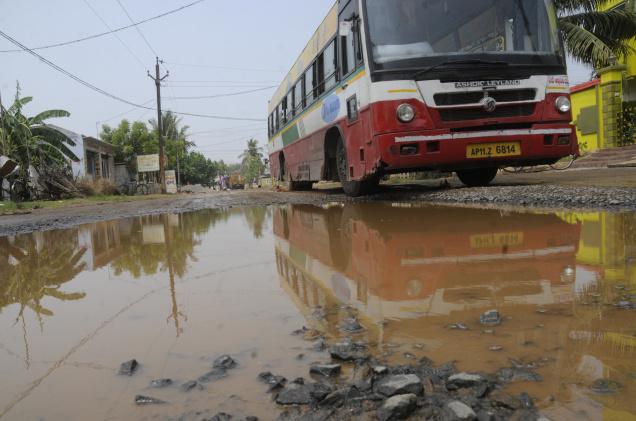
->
[148,57,169,193]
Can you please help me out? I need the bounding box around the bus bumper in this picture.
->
[375,124,578,172]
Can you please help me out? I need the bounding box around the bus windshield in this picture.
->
[365,0,562,69]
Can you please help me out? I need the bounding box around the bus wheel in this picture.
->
[456,168,498,187]
[336,137,379,197]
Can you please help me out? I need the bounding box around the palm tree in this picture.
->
[556,0,636,68]
[149,111,194,184]
[239,139,264,186]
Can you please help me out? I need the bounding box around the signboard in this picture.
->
[137,154,160,173]
[165,170,177,194]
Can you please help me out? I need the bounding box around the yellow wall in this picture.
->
[571,85,601,152]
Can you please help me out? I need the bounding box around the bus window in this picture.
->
[287,91,294,119]
[324,40,337,91]
[275,107,280,133]
[305,65,315,104]
[341,22,356,76]
[294,78,303,114]
[316,53,325,97]
[268,114,272,137]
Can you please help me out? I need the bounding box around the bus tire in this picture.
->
[456,167,498,187]
[336,136,379,197]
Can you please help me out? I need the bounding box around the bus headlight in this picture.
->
[555,96,571,113]
[397,104,416,123]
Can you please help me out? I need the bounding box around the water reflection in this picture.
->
[274,204,636,419]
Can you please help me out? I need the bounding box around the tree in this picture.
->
[101,119,155,170]
[149,111,195,180]
[556,0,636,67]
[0,84,79,199]
[239,139,264,185]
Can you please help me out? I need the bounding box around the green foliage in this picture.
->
[0,83,78,184]
[556,0,636,68]
[102,112,227,186]
[239,139,264,185]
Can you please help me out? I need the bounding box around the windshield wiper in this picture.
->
[413,59,509,80]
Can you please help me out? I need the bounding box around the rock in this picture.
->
[118,359,139,376]
[311,338,328,352]
[276,382,333,405]
[497,368,542,383]
[209,413,232,421]
[319,386,363,408]
[329,340,368,361]
[291,327,308,336]
[449,323,469,330]
[134,395,166,405]
[258,372,287,391]
[181,380,202,392]
[448,373,485,388]
[373,366,389,375]
[480,310,501,326]
[378,394,417,421]
[198,367,228,383]
[477,410,496,421]
[376,374,423,397]
[446,400,477,420]
[590,379,623,395]
[150,378,173,388]
[276,382,313,405]
[339,317,364,333]
[213,354,238,369]
[489,346,503,352]
[489,390,522,410]
[310,363,341,377]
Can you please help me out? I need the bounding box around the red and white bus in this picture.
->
[267,0,578,196]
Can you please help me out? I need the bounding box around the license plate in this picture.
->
[467,142,521,158]
[470,232,524,249]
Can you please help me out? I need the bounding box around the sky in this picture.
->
[1,0,591,164]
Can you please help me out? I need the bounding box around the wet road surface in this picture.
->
[0,205,634,420]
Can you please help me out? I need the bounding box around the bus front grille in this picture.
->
[438,104,536,122]
[434,89,536,106]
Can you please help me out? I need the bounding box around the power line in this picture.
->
[0,0,207,53]
[162,61,284,73]
[81,0,146,70]
[163,84,276,89]
[167,80,279,84]
[166,86,276,100]
[0,29,265,122]
[115,0,158,57]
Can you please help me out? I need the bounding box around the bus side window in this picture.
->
[324,40,337,91]
[341,22,356,76]
[294,77,303,114]
[287,91,293,119]
[316,53,325,97]
[275,107,280,133]
[305,64,314,105]
[268,114,272,137]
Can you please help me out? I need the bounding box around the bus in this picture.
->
[267,0,579,196]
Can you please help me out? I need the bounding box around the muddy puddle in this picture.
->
[0,204,634,420]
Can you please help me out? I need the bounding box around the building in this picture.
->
[48,125,116,181]
[570,0,636,152]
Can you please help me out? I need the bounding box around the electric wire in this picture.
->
[115,0,159,57]
[81,0,146,70]
[0,0,207,53]
[162,61,283,73]
[166,86,276,100]
[0,29,265,122]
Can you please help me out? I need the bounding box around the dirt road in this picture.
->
[1,168,634,236]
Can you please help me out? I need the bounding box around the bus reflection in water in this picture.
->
[273,204,636,419]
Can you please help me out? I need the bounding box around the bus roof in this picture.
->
[268,2,338,115]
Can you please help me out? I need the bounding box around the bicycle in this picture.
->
[118,180,149,196]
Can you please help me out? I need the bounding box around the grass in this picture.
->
[0,194,166,215]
